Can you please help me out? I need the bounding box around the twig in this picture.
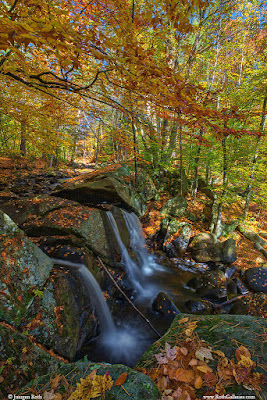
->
[212,292,251,310]
[97,257,162,338]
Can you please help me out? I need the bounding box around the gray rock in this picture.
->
[187,270,227,300]
[152,292,180,320]
[0,211,53,325]
[245,266,267,293]
[19,361,160,400]
[161,196,187,217]
[221,238,237,263]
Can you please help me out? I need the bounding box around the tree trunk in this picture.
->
[20,121,27,157]
[131,117,138,187]
[179,125,183,197]
[191,130,203,204]
[244,95,267,218]
[213,135,228,237]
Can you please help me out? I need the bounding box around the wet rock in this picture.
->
[171,223,192,255]
[152,292,180,320]
[221,238,237,263]
[188,234,237,264]
[0,210,53,325]
[245,266,267,293]
[20,265,98,360]
[22,205,129,264]
[173,258,210,273]
[19,361,160,400]
[236,278,250,295]
[224,265,237,279]
[185,299,213,314]
[188,232,216,252]
[227,279,238,296]
[161,196,187,217]
[187,270,227,300]
[0,324,61,396]
[230,292,267,318]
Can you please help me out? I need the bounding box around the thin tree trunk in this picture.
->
[213,135,228,237]
[244,95,267,218]
[20,121,27,157]
[131,117,138,187]
[179,125,183,197]
[191,130,203,203]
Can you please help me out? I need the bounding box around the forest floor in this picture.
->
[0,155,266,273]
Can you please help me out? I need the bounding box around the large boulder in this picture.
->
[21,205,130,264]
[53,173,145,216]
[0,323,61,396]
[19,360,160,400]
[19,265,98,360]
[188,233,237,264]
[186,270,228,300]
[230,292,267,318]
[161,196,187,217]
[0,210,53,325]
[245,266,267,293]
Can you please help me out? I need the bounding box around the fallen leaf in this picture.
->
[165,343,177,360]
[51,374,62,390]
[235,346,251,361]
[180,347,188,356]
[204,372,217,386]
[195,347,213,362]
[114,372,127,386]
[155,352,169,364]
[194,375,203,389]
[175,368,195,383]
[189,358,198,366]
[196,365,213,374]
[212,349,225,358]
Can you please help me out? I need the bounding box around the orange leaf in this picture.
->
[51,374,62,390]
[204,372,217,386]
[114,372,127,386]
[194,375,203,389]
[175,368,195,383]
[180,347,188,356]
[235,346,251,361]
[196,365,213,374]
[179,317,189,324]
[189,358,198,366]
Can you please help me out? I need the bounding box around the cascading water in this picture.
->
[122,210,164,276]
[51,258,147,365]
[106,211,146,295]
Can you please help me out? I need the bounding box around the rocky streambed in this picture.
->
[0,163,266,398]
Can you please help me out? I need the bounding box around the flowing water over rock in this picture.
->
[51,258,150,366]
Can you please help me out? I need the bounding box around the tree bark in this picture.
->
[244,95,267,218]
[20,121,27,157]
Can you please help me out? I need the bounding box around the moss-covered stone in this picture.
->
[0,211,53,325]
[18,360,160,400]
[19,268,98,360]
[0,323,61,397]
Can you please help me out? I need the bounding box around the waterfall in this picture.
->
[106,212,145,294]
[50,258,115,334]
[51,257,142,365]
[122,210,163,276]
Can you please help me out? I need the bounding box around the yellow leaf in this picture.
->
[178,317,189,324]
[68,373,114,400]
[196,365,213,374]
[22,347,27,354]
[212,349,225,358]
[194,375,203,389]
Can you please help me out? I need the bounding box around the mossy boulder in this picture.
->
[161,196,187,217]
[53,173,145,216]
[19,267,98,360]
[0,210,53,325]
[18,360,160,400]
[136,314,267,396]
[0,323,61,397]
[22,205,130,263]
[0,195,76,226]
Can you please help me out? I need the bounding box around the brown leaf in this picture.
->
[180,347,188,356]
[196,365,213,374]
[195,347,213,362]
[189,358,198,366]
[175,368,195,383]
[194,375,203,389]
[204,372,217,386]
[114,372,127,386]
[235,345,251,361]
[51,374,62,390]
